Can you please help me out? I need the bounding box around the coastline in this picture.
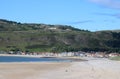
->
[0,56,120,79]
[0,54,87,62]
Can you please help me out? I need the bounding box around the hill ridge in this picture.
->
[0,19,120,53]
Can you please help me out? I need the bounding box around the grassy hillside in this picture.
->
[0,19,120,53]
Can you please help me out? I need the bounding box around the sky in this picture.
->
[0,0,120,31]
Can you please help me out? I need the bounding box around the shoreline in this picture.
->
[0,58,120,79]
[0,55,120,79]
[0,54,87,62]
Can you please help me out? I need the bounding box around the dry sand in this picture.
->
[0,58,120,79]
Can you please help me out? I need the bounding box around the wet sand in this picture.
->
[0,58,120,79]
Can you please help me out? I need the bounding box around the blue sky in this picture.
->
[0,0,120,31]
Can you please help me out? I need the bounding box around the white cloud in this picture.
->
[95,13,120,18]
[89,0,120,9]
[69,20,93,24]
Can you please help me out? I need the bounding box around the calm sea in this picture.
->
[0,56,71,62]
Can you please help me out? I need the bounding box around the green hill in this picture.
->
[0,19,120,53]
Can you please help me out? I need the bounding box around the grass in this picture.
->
[110,56,120,61]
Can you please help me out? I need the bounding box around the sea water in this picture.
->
[0,56,71,62]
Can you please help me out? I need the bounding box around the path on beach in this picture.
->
[0,58,120,79]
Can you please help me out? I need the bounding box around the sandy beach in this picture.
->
[0,58,120,79]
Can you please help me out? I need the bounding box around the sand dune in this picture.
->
[0,58,120,79]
